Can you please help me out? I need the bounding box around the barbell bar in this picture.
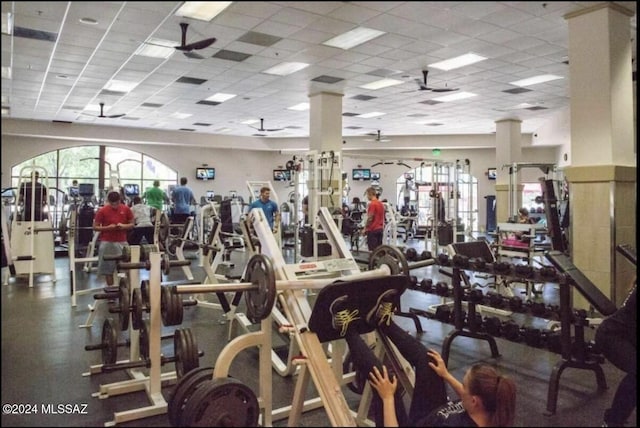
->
[84,317,176,365]
[100,321,202,378]
[108,280,197,329]
[171,252,400,323]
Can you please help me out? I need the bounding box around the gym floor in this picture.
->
[1,241,636,427]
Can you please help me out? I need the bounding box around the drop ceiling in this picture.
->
[1,1,636,141]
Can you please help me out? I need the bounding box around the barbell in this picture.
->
[100,320,202,379]
[171,251,403,323]
[108,279,197,329]
[84,317,175,365]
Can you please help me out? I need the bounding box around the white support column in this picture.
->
[494,119,523,223]
[563,3,636,306]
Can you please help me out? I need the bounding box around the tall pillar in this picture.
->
[564,3,636,307]
[309,91,343,152]
[308,91,344,210]
[494,119,523,224]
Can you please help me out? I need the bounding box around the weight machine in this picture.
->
[502,162,559,222]
[4,165,56,287]
[302,150,342,260]
[169,205,410,426]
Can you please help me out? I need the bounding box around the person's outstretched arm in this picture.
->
[427,349,464,398]
[369,365,399,427]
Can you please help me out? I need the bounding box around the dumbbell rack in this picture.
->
[90,249,177,426]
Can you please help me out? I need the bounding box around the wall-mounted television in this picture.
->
[352,168,371,180]
[123,183,140,197]
[196,167,215,180]
[206,190,215,201]
[371,172,381,180]
[273,169,291,182]
[487,168,497,180]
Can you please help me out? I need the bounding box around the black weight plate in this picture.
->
[175,328,199,379]
[174,328,188,379]
[173,292,184,326]
[183,328,200,377]
[140,280,150,307]
[101,318,118,365]
[161,285,173,326]
[139,320,150,360]
[119,282,130,331]
[167,366,214,427]
[181,377,259,427]
[131,288,143,330]
[368,245,410,277]
[245,254,276,323]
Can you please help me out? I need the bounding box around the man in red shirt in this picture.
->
[94,191,134,286]
[362,187,384,252]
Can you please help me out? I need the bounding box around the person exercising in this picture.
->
[362,187,384,252]
[171,177,196,225]
[144,180,169,211]
[329,290,517,427]
[249,187,279,232]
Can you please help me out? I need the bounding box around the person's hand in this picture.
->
[427,349,448,377]
[369,365,397,400]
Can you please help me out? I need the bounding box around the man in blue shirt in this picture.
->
[250,187,279,231]
[171,177,196,224]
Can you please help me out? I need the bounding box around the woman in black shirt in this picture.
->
[331,290,516,427]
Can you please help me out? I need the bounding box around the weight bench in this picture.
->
[494,222,549,265]
[542,250,618,415]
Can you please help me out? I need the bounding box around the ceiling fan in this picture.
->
[405,69,459,93]
[365,130,392,143]
[249,118,284,132]
[82,102,125,119]
[174,22,217,59]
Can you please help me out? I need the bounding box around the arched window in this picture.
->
[11,145,178,230]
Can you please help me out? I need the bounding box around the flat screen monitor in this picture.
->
[352,168,371,180]
[487,168,497,180]
[371,172,381,180]
[273,169,291,182]
[206,190,215,201]
[196,167,215,180]
[123,183,139,197]
[78,183,94,197]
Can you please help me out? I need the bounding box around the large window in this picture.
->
[10,145,178,229]
[12,146,177,195]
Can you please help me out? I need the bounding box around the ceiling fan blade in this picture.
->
[265,128,284,132]
[431,87,459,92]
[180,38,217,51]
[107,113,125,118]
[176,23,216,52]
